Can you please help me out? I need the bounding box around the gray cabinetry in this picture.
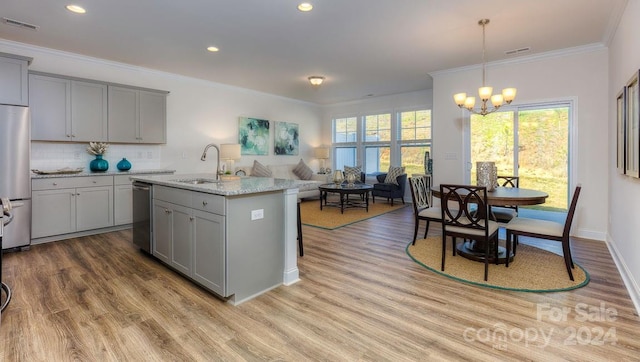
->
[114,175,134,226]
[29,73,108,142]
[108,86,167,144]
[32,176,114,238]
[0,53,30,106]
[152,186,226,295]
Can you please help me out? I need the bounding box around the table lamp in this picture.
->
[314,146,330,174]
[220,143,241,173]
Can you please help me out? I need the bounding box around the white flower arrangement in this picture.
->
[87,142,109,156]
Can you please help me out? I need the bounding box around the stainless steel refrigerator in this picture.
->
[0,104,31,250]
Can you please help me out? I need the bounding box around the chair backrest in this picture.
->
[408,177,430,212]
[439,184,490,233]
[563,184,582,238]
[497,175,519,188]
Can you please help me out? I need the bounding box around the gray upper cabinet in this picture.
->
[108,86,167,144]
[30,73,108,142]
[0,53,31,106]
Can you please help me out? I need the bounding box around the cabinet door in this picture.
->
[114,184,133,225]
[29,74,71,141]
[32,189,75,238]
[192,210,225,296]
[71,80,108,142]
[108,86,138,143]
[170,204,193,276]
[75,186,114,231]
[152,200,172,264]
[0,56,29,106]
[139,90,166,143]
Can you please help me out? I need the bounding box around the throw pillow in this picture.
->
[384,166,405,185]
[252,160,272,177]
[293,159,314,180]
[344,165,362,181]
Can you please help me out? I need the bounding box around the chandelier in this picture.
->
[453,19,516,116]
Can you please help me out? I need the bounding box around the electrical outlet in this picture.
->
[445,152,458,160]
[137,152,143,158]
[251,209,264,220]
[73,151,80,159]
[181,151,187,159]
[147,151,153,159]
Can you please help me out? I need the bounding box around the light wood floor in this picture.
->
[1,206,639,361]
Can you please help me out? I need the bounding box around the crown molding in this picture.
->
[430,43,608,77]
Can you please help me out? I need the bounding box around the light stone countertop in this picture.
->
[31,169,176,179]
[129,173,318,196]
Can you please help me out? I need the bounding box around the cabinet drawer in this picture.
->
[33,176,113,190]
[192,192,225,215]
[114,174,133,186]
[154,185,192,207]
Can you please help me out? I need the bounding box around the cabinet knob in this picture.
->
[76,193,80,196]
[164,209,171,214]
[71,134,76,137]
[189,216,194,221]
[93,181,97,183]
[53,182,58,186]
[202,201,208,206]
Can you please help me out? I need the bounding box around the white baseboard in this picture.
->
[606,235,640,316]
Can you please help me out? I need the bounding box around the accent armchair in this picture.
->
[372,173,407,206]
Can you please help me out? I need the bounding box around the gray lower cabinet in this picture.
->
[32,177,114,238]
[152,186,226,296]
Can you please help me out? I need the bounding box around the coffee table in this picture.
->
[318,183,373,214]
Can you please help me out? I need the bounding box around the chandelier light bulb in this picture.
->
[308,76,325,86]
[452,19,517,116]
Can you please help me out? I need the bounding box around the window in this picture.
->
[331,108,432,176]
[399,110,432,175]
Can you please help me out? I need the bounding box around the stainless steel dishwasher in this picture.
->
[132,181,152,253]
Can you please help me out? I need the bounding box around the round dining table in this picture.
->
[431,186,549,264]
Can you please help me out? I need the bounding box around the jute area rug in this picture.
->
[300,199,406,230]
[407,236,589,292]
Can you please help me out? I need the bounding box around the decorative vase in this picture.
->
[346,172,357,186]
[333,170,344,185]
[90,154,109,172]
[117,158,132,171]
[476,161,496,191]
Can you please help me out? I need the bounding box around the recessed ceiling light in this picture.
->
[298,3,313,12]
[65,5,86,14]
[207,46,219,52]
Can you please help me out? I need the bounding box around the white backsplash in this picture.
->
[31,142,162,171]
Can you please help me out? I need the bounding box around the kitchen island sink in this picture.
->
[129,173,310,305]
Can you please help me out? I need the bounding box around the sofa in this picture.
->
[236,162,329,199]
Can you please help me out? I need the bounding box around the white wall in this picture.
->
[608,0,640,311]
[431,47,609,241]
[0,40,324,174]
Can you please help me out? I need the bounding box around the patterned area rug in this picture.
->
[407,236,589,292]
[300,199,407,230]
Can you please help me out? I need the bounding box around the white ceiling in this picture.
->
[0,0,628,105]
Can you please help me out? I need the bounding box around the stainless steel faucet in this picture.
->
[200,143,221,179]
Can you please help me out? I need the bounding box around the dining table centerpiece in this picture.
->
[87,141,109,172]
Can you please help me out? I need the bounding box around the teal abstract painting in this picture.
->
[239,117,270,155]
[274,121,299,155]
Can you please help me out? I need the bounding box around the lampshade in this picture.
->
[314,147,330,159]
[219,143,241,160]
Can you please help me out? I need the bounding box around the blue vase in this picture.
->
[117,158,132,171]
[90,154,109,172]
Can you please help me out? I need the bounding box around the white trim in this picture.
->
[430,44,607,77]
[606,235,640,316]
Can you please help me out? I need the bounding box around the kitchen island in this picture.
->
[129,173,314,305]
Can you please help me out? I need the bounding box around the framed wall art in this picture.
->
[625,71,639,178]
[274,121,299,155]
[238,117,270,155]
[617,87,626,174]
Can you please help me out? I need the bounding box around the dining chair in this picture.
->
[408,176,442,245]
[440,184,500,281]
[492,175,520,224]
[505,184,582,280]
